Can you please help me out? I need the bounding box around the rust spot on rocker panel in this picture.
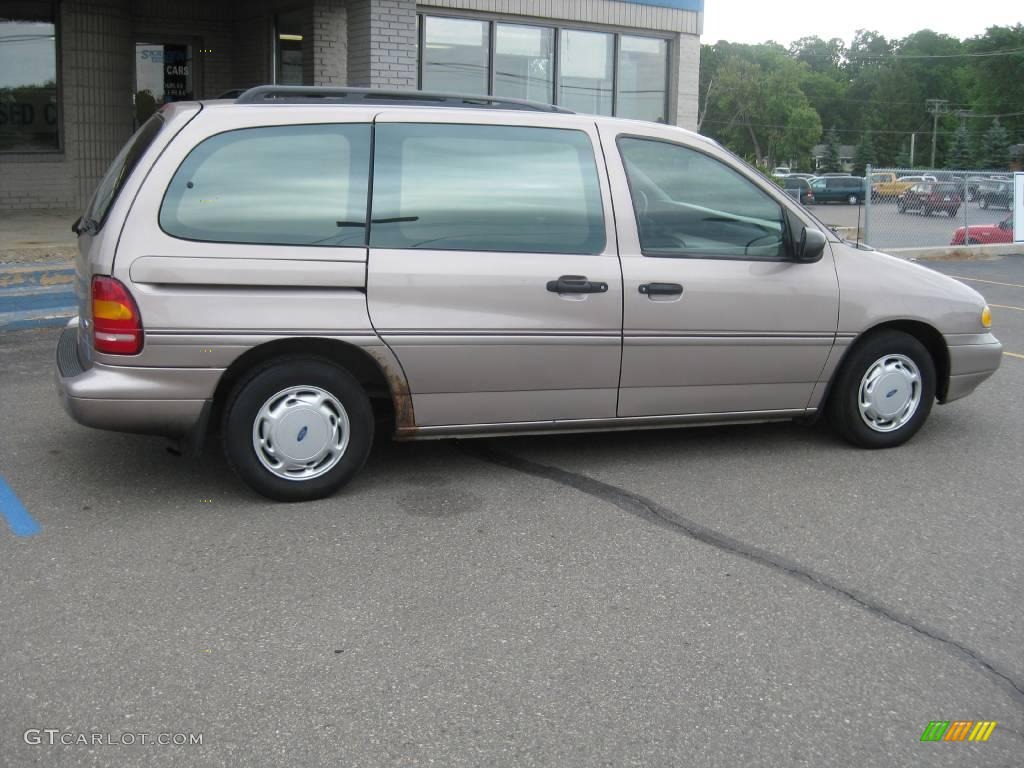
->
[364,346,417,436]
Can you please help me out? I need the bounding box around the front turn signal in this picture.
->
[981,305,992,329]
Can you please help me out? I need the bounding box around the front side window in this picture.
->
[370,123,605,254]
[0,3,59,151]
[619,137,788,260]
[160,124,371,246]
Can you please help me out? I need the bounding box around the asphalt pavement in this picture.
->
[1,254,1022,767]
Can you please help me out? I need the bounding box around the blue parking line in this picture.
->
[0,476,40,537]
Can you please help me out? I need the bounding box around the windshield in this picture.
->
[82,114,165,229]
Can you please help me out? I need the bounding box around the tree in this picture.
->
[946,125,974,169]
[977,118,1011,169]
[822,128,842,172]
[780,106,823,168]
[852,130,877,175]
[895,141,912,169]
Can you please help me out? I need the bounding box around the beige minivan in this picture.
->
[56,86,1002,501]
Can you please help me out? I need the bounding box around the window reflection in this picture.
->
[161,125,372,247]
[0,11,58,151]
[558,30,613,116]
[422,16,488,94]
[617,36,668,123]
[371,124,605,254]
[494,24,553,104]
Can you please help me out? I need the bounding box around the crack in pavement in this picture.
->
[461,441,1024,706]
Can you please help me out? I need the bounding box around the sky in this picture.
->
[701,0,1021,47]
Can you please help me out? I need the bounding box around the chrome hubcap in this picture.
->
[858,354,922,433]
[252,385,350,481]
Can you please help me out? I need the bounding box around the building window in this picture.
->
[275,9,308,85]
[418,14,670,123]
[421,16,488,94]
[0,2,59,152]
[494,23,553,104]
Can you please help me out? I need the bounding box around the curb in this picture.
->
[0,262,77,332]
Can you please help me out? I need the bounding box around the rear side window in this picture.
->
[618,137,787,260]
[85,114,165,228]
[369,124,605,254]
[160,124,371,246]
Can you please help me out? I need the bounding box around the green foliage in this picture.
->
[698,25,1024,171]
[977,118,1011,169]
[852,130,876,175]
[822,128,842,172]
[945,125,974,169]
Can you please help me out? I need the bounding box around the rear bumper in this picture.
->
[55,319,217,438]
[943,333,1003,403]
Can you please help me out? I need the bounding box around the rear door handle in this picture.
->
[638,282,683,296]
[546,275,608,294]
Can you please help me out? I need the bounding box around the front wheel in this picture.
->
[222,357,374,501]
[979,198,989,209]
[828,330,936,449]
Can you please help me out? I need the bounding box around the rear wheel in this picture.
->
[980,197,989,209]
[923,206,933,216]
[967,237,981,245]
[897,202,907,213]
[828,330,936,449]
[847,194,859,205]
[222,357,374,501]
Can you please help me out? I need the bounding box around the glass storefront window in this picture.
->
[135,43,194,125]
[617,35,668,123]
[418,15,672,124]
[494,24,553,104]
[558,30,613,116]
[275,10,307,85]
[0,5,59,152]
[422,16,488,95]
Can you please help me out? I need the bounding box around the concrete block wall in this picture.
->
[347,0,417,89]
[675,32,700,131]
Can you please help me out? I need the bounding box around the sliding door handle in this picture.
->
[638,282,683,296]
[547,275,609,294]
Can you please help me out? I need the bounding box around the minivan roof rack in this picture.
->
[234,85,574,113]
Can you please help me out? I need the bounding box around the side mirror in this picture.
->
[795,226,827,262]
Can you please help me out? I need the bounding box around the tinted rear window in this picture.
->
[369,124,605,254]
[160,124,371,246]
[85,114,165,228]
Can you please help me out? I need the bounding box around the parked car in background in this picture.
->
[872,174,936,200]
[976,181,1013,210]
[951,215,1014,245]
[898,182,962,217]
[809,175,865,205]
[780,176,814,204]
[773,166,791,176]
[788,172,815,180]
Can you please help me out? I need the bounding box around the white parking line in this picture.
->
[990,304,1024,312]
[949,276,1024,289]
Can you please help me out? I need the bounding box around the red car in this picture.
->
[951,215,1015,245]
[898,182,961,217]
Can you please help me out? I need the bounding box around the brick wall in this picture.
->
[347,0,417,89]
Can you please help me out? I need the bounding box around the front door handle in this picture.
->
[639,282,683,296]
[546,275,609,294]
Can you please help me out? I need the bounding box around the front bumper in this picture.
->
[943,332,1003,403]
[55,318,216,438]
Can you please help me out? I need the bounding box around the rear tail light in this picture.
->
[91,275,143,355]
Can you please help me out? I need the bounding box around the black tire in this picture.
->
[221,357,374,502]
[979,197,988,209]
[967,237,980,245]
[923,206,933,217]
[897,203,906,213]
[827,330,936,449]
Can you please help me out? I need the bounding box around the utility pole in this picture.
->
[926,98,949,168]
[909,133,915,167]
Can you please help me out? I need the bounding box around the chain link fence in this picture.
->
[798,166,1015,251]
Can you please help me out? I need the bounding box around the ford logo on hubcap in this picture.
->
[297,426,308,442]
[886,388,899,398]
